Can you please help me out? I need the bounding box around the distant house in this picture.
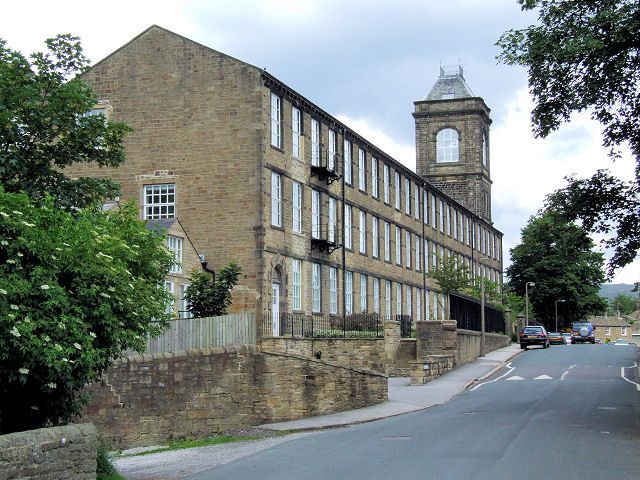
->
[588,315,634,344]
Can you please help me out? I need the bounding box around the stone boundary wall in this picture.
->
[81,345,386,449]
[261,337,385,373]
[457,329,511,365]
[410,355,455,385]
[0,424,97,480]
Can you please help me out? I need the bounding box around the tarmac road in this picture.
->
[186,343,640,480]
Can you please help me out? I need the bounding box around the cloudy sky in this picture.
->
[2,0,637,285]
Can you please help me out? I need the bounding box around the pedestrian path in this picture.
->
[261,343,522,432]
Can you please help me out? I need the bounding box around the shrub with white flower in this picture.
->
[0,189,173,434]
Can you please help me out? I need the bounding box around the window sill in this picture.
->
[270,145,285,154]
[271,224,285,232]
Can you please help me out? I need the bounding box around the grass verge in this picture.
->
[123,435,259,457]
[97,444,126,480]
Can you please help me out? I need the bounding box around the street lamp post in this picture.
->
[478,257,491,357]
[555,299,566,332]
[525,282,535,326]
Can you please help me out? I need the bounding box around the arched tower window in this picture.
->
[482,131,488,167]
[436,128,459,163]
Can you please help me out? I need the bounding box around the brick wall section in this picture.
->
[81,345,386,449]
[261,337,385,373]
[456,329,510,365]
[0,424,97,480]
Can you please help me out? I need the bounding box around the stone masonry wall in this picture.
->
[261,337,385,373]
[81,345,386,449]
[0,424,97,480]
[456,329,510,365]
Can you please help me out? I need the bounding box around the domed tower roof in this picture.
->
[426,65,474,100]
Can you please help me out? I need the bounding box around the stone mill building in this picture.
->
[67,25,503,336]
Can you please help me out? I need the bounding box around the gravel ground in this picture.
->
[113,429,313,480]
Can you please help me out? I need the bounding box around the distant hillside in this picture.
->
[599,283,636,302]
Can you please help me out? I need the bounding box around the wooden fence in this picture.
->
[142,313,256,353]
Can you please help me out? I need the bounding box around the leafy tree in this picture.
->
[507,211,607,330]
[185,262,242,317]
[428,255,470,317]
[465,280,503,308]
[0,35,131,210]
[610,293,637,315]
[497,0,640,274]
[0,190,173,434]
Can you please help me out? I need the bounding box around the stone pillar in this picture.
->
[416,321,443,360]
[442,320,457,354]
[516,313,526,337]
[384,321,400,375]
[504,308,512,337]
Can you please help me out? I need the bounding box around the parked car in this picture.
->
[595,338,603,344]
[562,333,572,345]
[519,326,550,350]
[549,332,566,345]
[614,338,630,346]
[572,321,596,344]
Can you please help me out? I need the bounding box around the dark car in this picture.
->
[549,332,566,345]
[519,326,550,350]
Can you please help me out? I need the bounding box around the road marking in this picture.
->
[620,363,640,391]
[561,370,569,380]
[506,375,524,381]
[534,375,553,380]
[470,362,514,391]
[568,365,576,370]
[598,406,616,410]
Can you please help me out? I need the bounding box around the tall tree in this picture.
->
[610,293,637,315]
[0,34,130,210]
[507,211,607,329]
[497,0,640,275]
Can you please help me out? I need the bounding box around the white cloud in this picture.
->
[492,88,638,284]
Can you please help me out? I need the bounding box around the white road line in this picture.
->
[620,363,640,391]
[568,365,576,370]
[561,370,569,380]
[470,362,514,391]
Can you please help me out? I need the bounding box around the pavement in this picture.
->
[260,342,522,431]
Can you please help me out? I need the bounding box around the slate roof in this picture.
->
[587,315,632,327]
[426,65,475,101]
[146,219,176,232]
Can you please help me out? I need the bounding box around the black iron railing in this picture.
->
[449,293,505,334]
[262,312,383,338]
[397,314,413,338]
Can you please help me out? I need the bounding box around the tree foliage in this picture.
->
[610,293,637,315]
[498,0,640,274]
[0,190,173,434]
[506,211,607,329]
[428,255,470,316]
[428,255,470,296]
[0,34,131,210]
[185,262,242,318]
